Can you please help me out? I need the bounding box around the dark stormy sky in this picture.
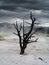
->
[0,0,49,10]
[0,0,49,26]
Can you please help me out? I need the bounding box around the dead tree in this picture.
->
[13,12,38,54]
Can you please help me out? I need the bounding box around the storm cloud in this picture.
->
[0,9,49,23]
[0,0,49,24]
[0,0,49,10]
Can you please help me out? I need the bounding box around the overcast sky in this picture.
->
[0,0,49,10]
[0,0,49,26]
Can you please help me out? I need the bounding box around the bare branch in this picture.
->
[25,21,31,25]
[34,23,40,25]
[28,38,38,43]
[26,30,37,40]
[15,21,19,31]
[31,36,35,38]
[13,32,18,36]
[19,23,22,31]
[13,21,18,31]
[23,32,28,36]
[24,18,35,41]
[28,41,35,43]
[34,38,38,42]
[28,40,37,43]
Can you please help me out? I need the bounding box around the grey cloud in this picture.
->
[0,9,49,23]
[0,0,49,10]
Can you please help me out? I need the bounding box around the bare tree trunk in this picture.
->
[20,44,27,54]
[20,40,26,54]
[20,38,27,54]
[19,38,25,54]
[20,47,24,54]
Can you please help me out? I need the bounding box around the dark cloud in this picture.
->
[0,9,49,23]
[0,6,16,11]
[0,0,49,10]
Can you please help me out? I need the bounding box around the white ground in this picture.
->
[0,36,49,65]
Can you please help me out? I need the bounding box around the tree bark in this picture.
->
[20,47,25,54]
